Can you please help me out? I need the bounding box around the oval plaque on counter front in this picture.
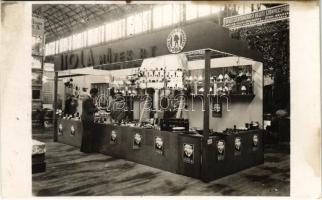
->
[183,143,194,164]
[58,123,63,136]
[133,133,142,149]
[110,130,118,144]
[70,125,75,136]
[154,136,164,155]
[234,137,242,156]
[217,140,225,161]
[252,134,259,151]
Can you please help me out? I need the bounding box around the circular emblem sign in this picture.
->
[167,28,187,54]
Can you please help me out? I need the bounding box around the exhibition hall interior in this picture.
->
[31,2,290,196]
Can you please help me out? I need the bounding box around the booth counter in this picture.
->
[57,118,263,181]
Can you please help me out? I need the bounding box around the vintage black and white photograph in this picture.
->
[1,0,320,198]
[29,2,292,196]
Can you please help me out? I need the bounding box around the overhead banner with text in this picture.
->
[223,4,289,30]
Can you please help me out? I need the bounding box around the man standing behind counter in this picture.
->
[80,88,99,153]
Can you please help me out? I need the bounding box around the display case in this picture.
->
[187,65,255,101]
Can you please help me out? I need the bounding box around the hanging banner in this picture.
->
[32,70,42,85]
[32,16,45,36]
[32,36,44,56]
[32,56,42,69]
[32,16,45,56]
[223,4,289,30]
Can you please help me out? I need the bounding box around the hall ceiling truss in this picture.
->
[32,4,150,42]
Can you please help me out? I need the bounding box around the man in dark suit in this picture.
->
[80,88,98,153]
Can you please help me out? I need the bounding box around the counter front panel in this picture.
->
[57,119,83,148]
[57,119,264,181]
[177,134,202,178]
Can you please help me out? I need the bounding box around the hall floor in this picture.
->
[32,128,290,196]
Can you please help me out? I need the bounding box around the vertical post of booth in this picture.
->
[201,49,211,181]
[53,71,58,142]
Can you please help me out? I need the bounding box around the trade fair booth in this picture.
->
[53,20,264,182]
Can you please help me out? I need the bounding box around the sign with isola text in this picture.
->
[56,46,157,71]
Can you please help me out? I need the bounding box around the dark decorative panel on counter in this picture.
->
[177,134,202,179]
[57,119,83,147]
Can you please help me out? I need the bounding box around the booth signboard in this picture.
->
[234,137,242,156]
[133,133,142,149]
[183,143,194,164]
[252,134,259,151]
[217,140,225,161]
[54,20,262,71]
[154,136,164,155]
[223,4,289,30]
[56,46,157,71]
[110,130,118,144]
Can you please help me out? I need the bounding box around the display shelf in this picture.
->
[32,68,43,72]
[189,94,255,101]
[229,94,255,101]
